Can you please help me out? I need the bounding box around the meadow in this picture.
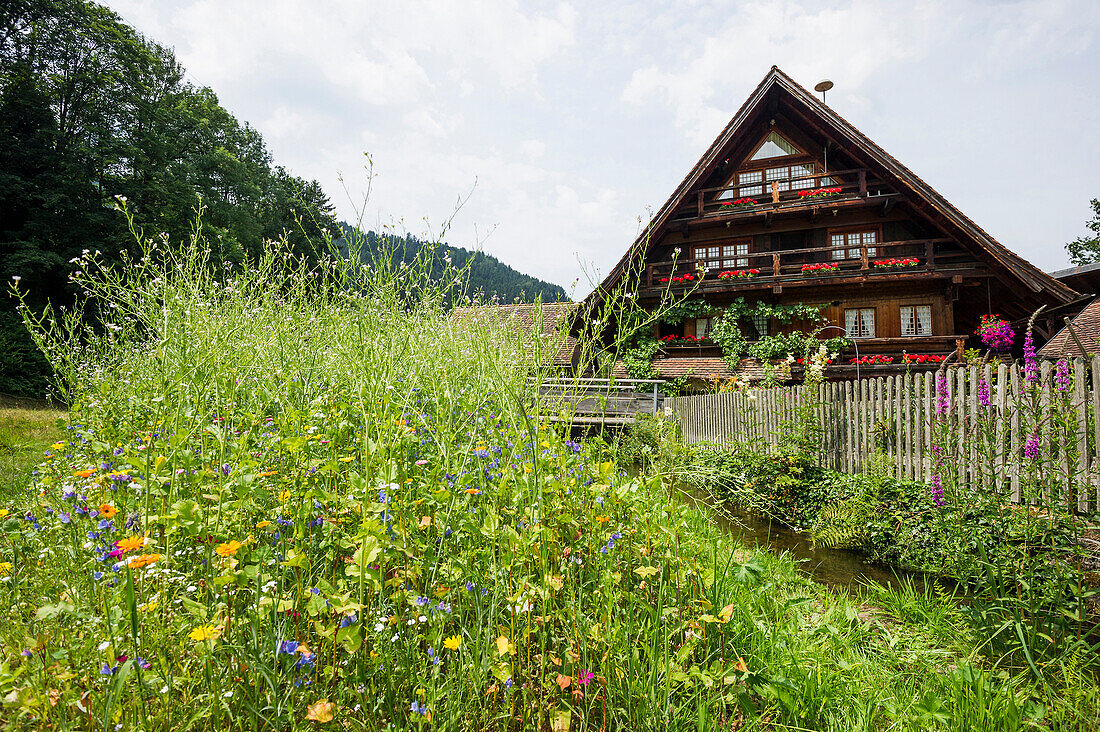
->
[1,225,1098,730]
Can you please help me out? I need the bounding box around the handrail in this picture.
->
[695,167,870,198]
[642,238,972,286]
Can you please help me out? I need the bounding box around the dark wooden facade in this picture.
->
[589,67,1077,379]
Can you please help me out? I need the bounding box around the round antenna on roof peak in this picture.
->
[814,79,833,102]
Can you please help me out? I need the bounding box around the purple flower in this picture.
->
[930,474,944,506]
[278,640,298,655]
[1054,360,1070,392]
[1023,331,1039,383]
[977,378,992,408]
[935,373,949,416]
[978,316,1014,351]
[1024,432,1040,460]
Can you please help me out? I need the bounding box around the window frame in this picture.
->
[900,304,934,337]
[693,241,751,271]
[844,307,877,339]
[828,226,881,261]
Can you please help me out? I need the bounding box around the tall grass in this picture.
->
[1,218,1096,730]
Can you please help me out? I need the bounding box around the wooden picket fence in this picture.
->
[667,358,1100,512]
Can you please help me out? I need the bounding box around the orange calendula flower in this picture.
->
[255,521,271,529]
[129,553,161,569]
[115,535,145,554]
[215,540,242,557]
[464,488,482,495]
[98,503,118,519]
[594,516,610,524]
[73,469,95,478]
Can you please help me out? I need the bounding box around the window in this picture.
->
[901,305,932,336]
[743,312,770,339]
[830,229,878,260]
[735,170,763,197]
[766,163,816,192]
[844,308,876,338]
[694,241,749,270]
[695,318,712,339]
[750,131,801,160]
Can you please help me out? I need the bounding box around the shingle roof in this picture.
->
[649,356,774,382]
[1038,298,1100,359]
[451,302,578,367]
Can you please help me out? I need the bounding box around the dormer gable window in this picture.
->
[750,131,801,160]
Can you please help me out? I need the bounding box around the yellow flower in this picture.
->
[189,625,219,642]
[0,509,8,519]
[115,535,145,554]
[50,442,65,450]
[73,469,95,478]
[305,699,335,723]
[0,562,12,576]
[215,540,242,557]
[256,521,271,529]
[443,635,462,651]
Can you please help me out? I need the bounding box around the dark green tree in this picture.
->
[1066,199,1100,266]
[0,0,338,397]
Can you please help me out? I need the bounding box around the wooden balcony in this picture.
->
[642,238,983,294]
[669,168,898,225]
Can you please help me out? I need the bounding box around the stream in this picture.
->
[699,496,937,593]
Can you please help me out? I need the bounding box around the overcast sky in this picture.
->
[105,0,1098,298]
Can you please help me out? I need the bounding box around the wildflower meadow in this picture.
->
[1,220,1098,730]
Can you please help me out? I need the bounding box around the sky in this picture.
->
[104,0,1099,298]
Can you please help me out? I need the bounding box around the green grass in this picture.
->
[0,232,1097,730]
[0,397,66,500]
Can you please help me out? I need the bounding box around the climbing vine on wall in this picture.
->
[619,298,850,384]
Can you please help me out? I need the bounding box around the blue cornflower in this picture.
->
[465,581,475,592]
[415,596,430,607]
[100,663,115,676]
[278,640,298,655]
[340,614,357,628]
[309,587,320,595]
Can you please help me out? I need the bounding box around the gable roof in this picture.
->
[587,66,1076,309]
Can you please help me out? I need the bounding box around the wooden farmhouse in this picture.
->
[587,67,1078,383]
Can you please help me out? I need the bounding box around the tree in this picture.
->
[1066,198,1100,266]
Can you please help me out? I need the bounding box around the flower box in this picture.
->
[901,354,946,364]
[801,262,839,274]
[659,334,705,344]
[718,269,760,280]
[657,273,696,284]
[719,197,757,209]
[851,355,894,365]
[796,186,842,198]
[872,257,919,268]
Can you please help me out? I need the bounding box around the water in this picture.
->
[702,496,937,593]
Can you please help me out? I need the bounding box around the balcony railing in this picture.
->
[644,238,972,290]
[670,167,896,223]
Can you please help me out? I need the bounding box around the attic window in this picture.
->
[750,131,801,160]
